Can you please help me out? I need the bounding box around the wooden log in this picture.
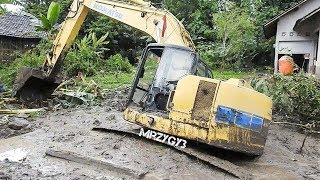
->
[1,98,17,102]
[0,108,45,114]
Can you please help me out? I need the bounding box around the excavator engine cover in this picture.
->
[13,67,61,102]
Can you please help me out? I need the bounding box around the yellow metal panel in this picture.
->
[169,75,220,127]
[215,82,272,121]
[124,108,265,154]
[225,78,253,90]
[124,109,209,141]
[209,125,230,141]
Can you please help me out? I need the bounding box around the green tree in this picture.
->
[201,3,257,70]
[22,0,304,70]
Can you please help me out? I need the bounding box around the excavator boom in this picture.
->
[13,0,194,100]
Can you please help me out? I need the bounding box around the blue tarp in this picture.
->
[215,105,264,131]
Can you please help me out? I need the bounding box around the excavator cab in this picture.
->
[127,43,212,112]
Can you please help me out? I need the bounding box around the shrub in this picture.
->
[0,40,50,86]
[64,47,99,77]
[64,48,132,77]
[251,73,320,130]
[64,32,109,77]
[105,54,133,73]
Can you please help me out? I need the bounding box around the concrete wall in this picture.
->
[274,0,320,74]
[317,33,320,77]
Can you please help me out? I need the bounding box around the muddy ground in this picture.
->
[0,91,319,179]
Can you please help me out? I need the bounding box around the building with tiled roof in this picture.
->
[0,14,45,62]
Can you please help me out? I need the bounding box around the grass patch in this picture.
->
[212,70,256,80]
[88,72,135,90]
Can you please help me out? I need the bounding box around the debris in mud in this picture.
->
[93,127,251,179]
[53,77,104,106]
[93,119,101,126]
[0,99,318,179]
[0,162,44,179]
[0,115,34,139]
[0,86,318,179]
[0,85,6,93]
[106,114,116,121]
[55,91,96,105]
[16,113,29,119]
[8,118,29,130]
[0,116,9,126]
[52,132,76,142]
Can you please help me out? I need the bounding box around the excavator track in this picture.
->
[92,127,252,179]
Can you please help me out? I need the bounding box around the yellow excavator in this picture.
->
[13,0,272,155]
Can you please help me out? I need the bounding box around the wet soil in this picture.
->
[0,91,319,179]
[0,116,34,139]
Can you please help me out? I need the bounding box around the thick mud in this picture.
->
[0,91,319,179]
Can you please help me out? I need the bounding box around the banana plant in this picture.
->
[76,32,110,57]
[35,2,61,33]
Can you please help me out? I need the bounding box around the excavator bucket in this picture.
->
[13,67,62,102]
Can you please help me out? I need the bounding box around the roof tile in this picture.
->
[0,14,46,39]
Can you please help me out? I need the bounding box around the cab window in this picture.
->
[196,60,212,78]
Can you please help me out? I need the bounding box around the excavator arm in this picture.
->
[45,0,194,75]
[13,0,194,100]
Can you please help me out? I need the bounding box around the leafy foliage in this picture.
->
[163,0,217,41]
[64,32,109,77]
[64,32,132,77]
[22,0,303,71]
[0,40,51,86]
[24,0,72,23]
[0,7,5,15]
[0,0,19,4]
[251,73,320,130]
[83,15,147,64]
[105,54,133,73]
[35,2,61,32]
[202,5,257,70]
